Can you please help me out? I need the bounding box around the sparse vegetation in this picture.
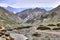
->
[56,23,60,27]
[37,26,50,30]
[7,29,13,31]
[47,24,56,26]
[16,26,32,29]
[53,28,60,30]
[32,32,41,37]
[39,25,44,27]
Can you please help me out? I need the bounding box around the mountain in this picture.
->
[0,7,22,28]
[16,8,46,23]
[18,5,60,25]
[5,6,27,13]
[16,8,46,19]
[0,5,60,28]
[43,7,53,11]
[35,5,60,25]
[47,5,60,24]
[50,5,60,13]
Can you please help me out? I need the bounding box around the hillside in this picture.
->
[26,5,60,26]
[16,8,46,24]
[41,5,60,25]
[0,7,22,29]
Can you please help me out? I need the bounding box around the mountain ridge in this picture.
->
[0,7,22,28]
[0,5,60,28]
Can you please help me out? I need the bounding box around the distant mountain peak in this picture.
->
[34,7,45,10]
[33,7,46,12]
[0,6,11,13]
[5,6,27,13]
[34,7,42,9]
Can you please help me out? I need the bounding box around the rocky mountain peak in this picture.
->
[33,7,46,12]
[16,8,46,19]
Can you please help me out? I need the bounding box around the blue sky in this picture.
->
[0,0,60,8]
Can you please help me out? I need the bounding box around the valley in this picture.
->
[0,5,60,40]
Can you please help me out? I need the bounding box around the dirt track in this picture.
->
[37,30,60,35]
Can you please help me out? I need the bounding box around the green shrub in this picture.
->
[53,28,60,30]
[7,29,13,31]
[57,23,60,27]
[37,26,50,30]
[32,32,41,37]
[17,26,32,29]
[47,24,56,26]
[39,25,44,27]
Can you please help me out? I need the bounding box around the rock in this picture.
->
[10,32,28,40]
[25,35,33,40]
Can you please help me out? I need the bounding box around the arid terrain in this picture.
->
[0,5,60,40]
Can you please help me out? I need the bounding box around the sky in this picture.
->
[0,0,60,8]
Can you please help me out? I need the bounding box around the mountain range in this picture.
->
[16,7,46,23]
[5,6,27,13]
[0,5,60,28]
[4,6,53,13]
